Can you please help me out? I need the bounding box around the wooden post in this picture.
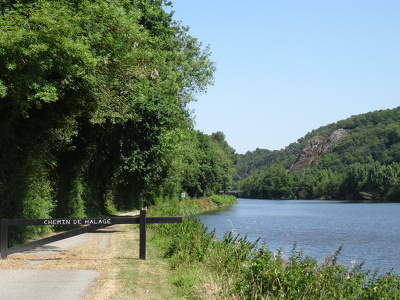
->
[0,213,181,260]
[139,209,146,260]
[1,220,8,259]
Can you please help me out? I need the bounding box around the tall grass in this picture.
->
[234,244,400,299]
[148,194,237,217]
[148,197,400,299]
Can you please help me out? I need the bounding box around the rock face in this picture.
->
[290,129,348,172]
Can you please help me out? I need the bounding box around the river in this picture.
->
[195,198,400,273]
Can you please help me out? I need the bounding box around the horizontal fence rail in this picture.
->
[1,210,182,260]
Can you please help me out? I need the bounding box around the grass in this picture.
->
[18,194,395,299]
[83,223,180,300]
[146,196,400,299]
[5,194,398,299]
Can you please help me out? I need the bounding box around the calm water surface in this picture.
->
[195,198,400,273]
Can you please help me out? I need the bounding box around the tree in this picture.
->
[211,132,237,192]
[0,0,215,237]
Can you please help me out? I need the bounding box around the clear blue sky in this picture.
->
[168,1,400,154]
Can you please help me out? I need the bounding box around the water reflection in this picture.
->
[195,198,400,273]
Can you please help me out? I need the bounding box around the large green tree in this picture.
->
[0,0,215,239]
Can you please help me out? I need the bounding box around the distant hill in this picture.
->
[235,106,400,200]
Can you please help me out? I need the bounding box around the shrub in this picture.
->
[149,198,400,299]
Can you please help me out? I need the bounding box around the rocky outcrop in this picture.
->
[290,129,348,172]
[324,128,348,151]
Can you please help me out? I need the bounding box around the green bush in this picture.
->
[211,194,237,206]
[233,244,400,299]
[151,217,257,298]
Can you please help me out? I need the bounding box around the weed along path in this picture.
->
[0,211,179,299]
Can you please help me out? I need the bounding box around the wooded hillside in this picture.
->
[236,106,400,201]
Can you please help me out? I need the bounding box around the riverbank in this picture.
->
[148,194,237,217]
[2,196,399,299]
[147,196,400,299]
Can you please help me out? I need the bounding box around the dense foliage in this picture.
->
[0,0,237,241]
[237,107,400,200]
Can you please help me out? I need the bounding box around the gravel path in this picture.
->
[0,269,99,300]
[0,212,138,299]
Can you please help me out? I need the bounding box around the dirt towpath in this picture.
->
[0,212,150,300]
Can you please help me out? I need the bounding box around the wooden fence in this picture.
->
[0,210,182,260]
